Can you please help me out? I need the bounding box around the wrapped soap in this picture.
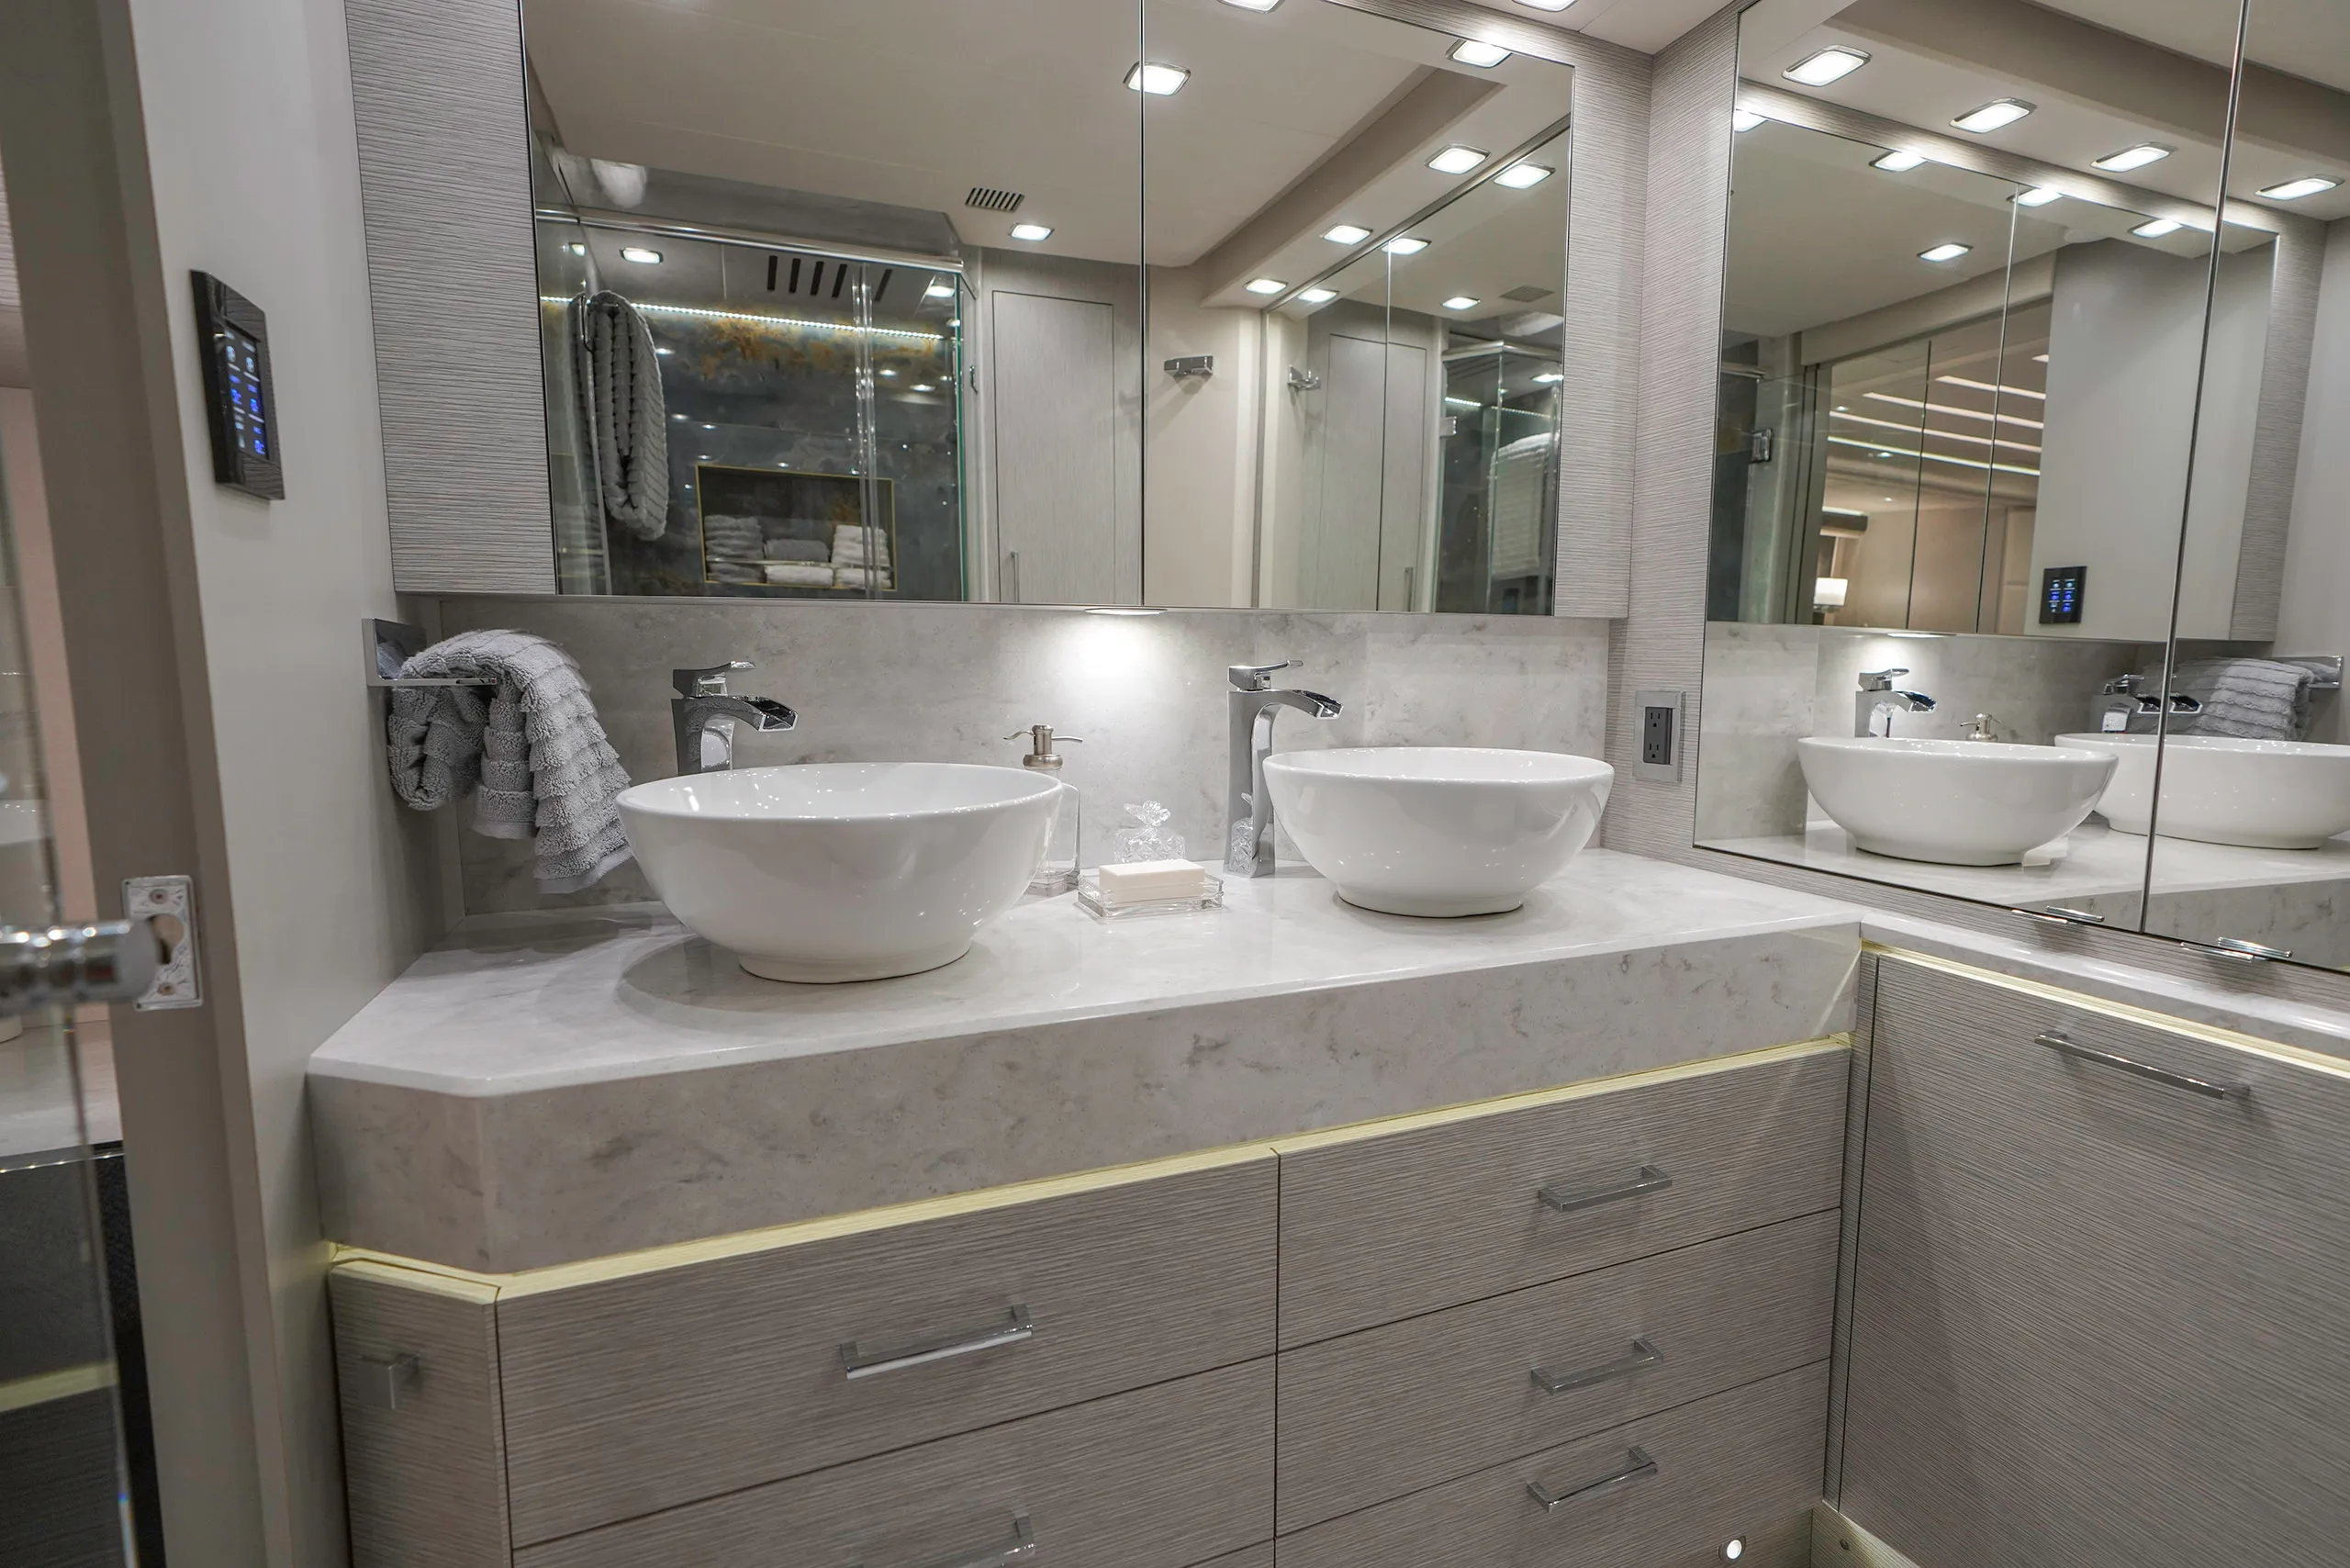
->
[1095,858,1208,902]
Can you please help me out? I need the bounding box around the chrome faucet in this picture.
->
[1855,668,1936,737]
[1225,661,1342,877]
[671,662,796,776]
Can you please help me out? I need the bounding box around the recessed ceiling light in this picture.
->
[1442,296,1480,311]
[1733,109,1766,133]
[1383,235,1429,254]
[1428,145,1488,174]
[1533,370,1564,384]
[1785,46,1870,86]
[1494,162,1554,189]
[1323,223,1372,244]
[1218,0,1282,9]
[1009,221,1054,241]
[1298,286,1338,305]
[2014,186,2064,207]
[1449,39,1511,68]
[2131,217,2183,238]
[2095,142,2172,172]
[1125,62,1191,95]
[1246,277,1287,295]
[565,241,587,255]
[912,383,935,392]
[1919,241,1973,263]
[2259,175,2341,201]
[925,281,956,298]
[620,246,663,264]
[1872,150,1926,172]
[1951,98,2034,133]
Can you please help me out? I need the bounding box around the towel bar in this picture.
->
[364,618,495,689]
[2276,655,2343,691]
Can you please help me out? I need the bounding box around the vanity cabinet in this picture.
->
[1839,957,2350,1566]
[330,1043,1848,1568]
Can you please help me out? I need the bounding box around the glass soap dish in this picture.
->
[1077,868,1224,922]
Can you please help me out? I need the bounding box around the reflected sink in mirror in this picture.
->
[2060,734,2350,850]
[617,763,1060,983]
[1796,737,2117,867]
[1262,746,1613,917]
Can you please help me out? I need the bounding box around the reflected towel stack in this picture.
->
[702,514,764,570]
[832,523,893,590]
[763,562,836,588]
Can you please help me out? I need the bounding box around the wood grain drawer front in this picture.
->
[498,1155,1275,1545]
[1841,958,2350,1568]
[1277,1210,1838,1532]
[1275,1362,1828,1568]
[1277,1045,1847,1346]
[514,1359,1273,1568]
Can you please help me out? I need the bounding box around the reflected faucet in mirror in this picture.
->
[671,662,797,776]
[1225,662,1342,878]
[1855,668,1935,737]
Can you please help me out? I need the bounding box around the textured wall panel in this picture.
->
[345,0,554,593]
[1601,3,1736,857]
[2229,213,2323,639]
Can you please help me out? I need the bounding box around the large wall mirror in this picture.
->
[520,0,1579,610]
[1698,0,2349,973]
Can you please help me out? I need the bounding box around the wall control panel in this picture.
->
[191,271,285,500]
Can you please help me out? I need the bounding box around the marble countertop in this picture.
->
[309,851,1863,1272]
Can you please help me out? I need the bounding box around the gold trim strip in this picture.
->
[1869,946,2350,1081]
[0,1361,118,1416]
[330,1038,1850,1298]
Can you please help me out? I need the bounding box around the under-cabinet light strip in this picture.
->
[539,296,946,343]
[1827,435,2041,477]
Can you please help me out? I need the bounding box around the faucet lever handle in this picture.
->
[1229,660,1301,692]
[673,661,754,699]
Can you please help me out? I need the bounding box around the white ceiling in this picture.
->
[526,0,1576,271]
[1457,0,1730,53]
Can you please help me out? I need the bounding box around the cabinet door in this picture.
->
[1841,957,2350,1565]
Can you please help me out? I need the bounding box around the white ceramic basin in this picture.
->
[1797,736,2117,866]
[1260,746,1613,916]
[618,763,1059,982]
[2057,732,2350,849]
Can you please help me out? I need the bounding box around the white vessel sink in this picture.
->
[1260,746,1613,916]
[618,763,1060,982]
[2058,733,2350,849]
[1796,736,2116,867]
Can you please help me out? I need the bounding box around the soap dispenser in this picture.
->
[1007,723,1083,895]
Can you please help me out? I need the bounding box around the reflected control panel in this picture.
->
[191,271,285,500]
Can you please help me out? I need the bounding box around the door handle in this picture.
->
[2033,1031,2246,1102]
[0,920,163,1016]
[1526,1446,1658,1511]
[1529,1337,1664,1395]
[840,1305,1035,1380]
[1538,1164,1671,1215]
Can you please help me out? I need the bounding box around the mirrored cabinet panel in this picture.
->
[518,0,1575,610]
[2139,0,2350,971]
[1695,0,2256,926]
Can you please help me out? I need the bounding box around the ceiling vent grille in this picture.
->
[1501,284,1555,303]
[966,185,1026,213]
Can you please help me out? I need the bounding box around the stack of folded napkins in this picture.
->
[832,523,893,590]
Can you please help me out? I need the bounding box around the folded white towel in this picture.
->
[764,562,836,588]
[386,630,632,893]
[834,566,894,591]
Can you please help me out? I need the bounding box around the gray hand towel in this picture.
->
[386,630,634,893]
[575,291,670,542]
[2167,657,2312,740]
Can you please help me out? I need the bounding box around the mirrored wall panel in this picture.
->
[519,0,1574,609]
[2138,0,2350,971]
[1695,0,2267,926]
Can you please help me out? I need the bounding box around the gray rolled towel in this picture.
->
[574,291,670,542]
[386,630,633,893]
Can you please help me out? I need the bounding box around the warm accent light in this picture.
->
[1125,62,1191,95]
[1494,162,1554,188]
[1442,296,1480,311]
[1919,242,1973,263]
[1532,370,1564,384]
[1298,286,1338,305]
[1872,150,1926,172]
[1833,409,2041,454]
[2132,218,2184,238]
[2015,186,2064,207]
[925,280,957,298]
[1218,0,1282,10]
[2095,143,2173,172]
[1246,277,1287,295]
[1864,390,2043,430]
[1828,435,2039,477]
[1427,145,1488,174]
[1323,223,1372,244]
[1951,98,2034,133]
[1937,374,2046,400]
[1383,235,1429,254]
[1449,39,1511,68]
[620,246,663,264]
[1785,47,1870,86]
[547,296,947,343]
[1010,221,1054,242]
[2258,175,2340,201]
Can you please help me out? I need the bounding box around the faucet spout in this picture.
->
[670,662,797,775]
[1225,672,1343,877]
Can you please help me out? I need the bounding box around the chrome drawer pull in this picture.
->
[854,1510,1035,1568]
[1526,1446,1658,1511]
[1538,1164,1671,1215]
[1529,1336,1663,1395]
[839,1305,1035,1380]
[2034,1031,2247,1103]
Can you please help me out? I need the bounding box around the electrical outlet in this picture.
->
[1633,689,1684,781]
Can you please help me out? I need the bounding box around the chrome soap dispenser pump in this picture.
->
[1008,723,1084,895]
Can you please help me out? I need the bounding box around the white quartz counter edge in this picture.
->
[308,849,1863,1097]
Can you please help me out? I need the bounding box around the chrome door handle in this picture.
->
[840,1305,1035,1380]
[1526,1446,1658,1511]
[2209,937,2291,962]
[1530,1337,1663,1395]
[2034,1031,2246,1102]
[855,1511,1035,1568]
[0,920,162,1016]
[1538,1164,1671,1215]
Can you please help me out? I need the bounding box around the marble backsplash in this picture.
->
[1695,622,2149,842]
[430,597,1613,914]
